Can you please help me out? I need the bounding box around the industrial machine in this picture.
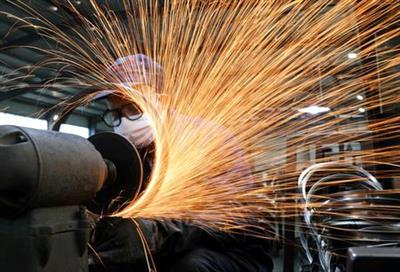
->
[298,163,400,272]
[0,125,143,272]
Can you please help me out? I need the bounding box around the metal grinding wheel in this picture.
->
[87,132,143,215]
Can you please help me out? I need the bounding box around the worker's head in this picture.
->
[108,54,164,94]
[97,54,163,148]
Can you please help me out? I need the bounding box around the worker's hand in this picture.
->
[90,217,145,265]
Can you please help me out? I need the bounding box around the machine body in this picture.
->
[0,125,142,272]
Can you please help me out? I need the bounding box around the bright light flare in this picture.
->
[298,106,331,115]
[347,52,358,59]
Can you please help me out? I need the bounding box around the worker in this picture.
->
[89,54,274,272]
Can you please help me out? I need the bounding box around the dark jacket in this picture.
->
[90,216,273,272]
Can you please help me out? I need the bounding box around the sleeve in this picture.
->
[90,217,238,265]
[137,218,238,256]
[138,218,274,269]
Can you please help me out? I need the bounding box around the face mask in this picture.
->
[114,114,155,148]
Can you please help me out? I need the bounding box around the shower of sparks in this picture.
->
[1,0,400,247]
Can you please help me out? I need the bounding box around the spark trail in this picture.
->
[1,0,400,242]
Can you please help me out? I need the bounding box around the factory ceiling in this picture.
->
[0,1,398,127]
[0,0,124,126]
